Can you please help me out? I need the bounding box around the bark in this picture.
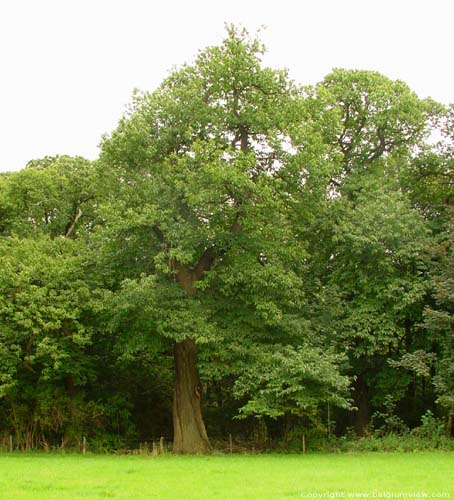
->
[171,261,212,454]
[173,338,210,454]
[352,373,370,436]
[65,207,83,238]
[169,214,242,453]
[64,376,77,397]
[447,414,453,437]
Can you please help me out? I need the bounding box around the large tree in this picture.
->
[99,27,348,453]
[0,156,108,448]
[301,69,438,433]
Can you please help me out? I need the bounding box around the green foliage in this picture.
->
[413,410,446,439]
[371,395,409,436]
[0,28,452,449]
[108,275,217,345]
[337,409,451,452]
[336,433,454,452]
[424,211,454,414]
[433,360,454,411]
[0,236,99,389]
[233,345,351,419]
[309,68,430,181]
[0,156,98,238]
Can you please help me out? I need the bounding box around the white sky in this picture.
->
[1,0,453,172]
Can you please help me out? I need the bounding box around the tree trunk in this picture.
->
[352,373,369,436]
[171,259,214,454]
[447,414,453,437]
[173,338,211,454]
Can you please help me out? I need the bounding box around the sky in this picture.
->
[0,0,453,172]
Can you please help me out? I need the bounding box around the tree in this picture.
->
[301,69,436,433]
[99,27,347,453]
[405,103,454,432]
[0,156,109,448]
[423,212,454,434]
[306,69,431,185]
[0,155,98,239]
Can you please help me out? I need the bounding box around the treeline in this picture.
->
[0,27,453,453]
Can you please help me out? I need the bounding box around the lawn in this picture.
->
[0,452,452,499]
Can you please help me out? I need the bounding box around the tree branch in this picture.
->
[65,207,83,238]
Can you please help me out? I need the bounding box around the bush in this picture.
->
[297,411,454,452]
[412,410,445,439]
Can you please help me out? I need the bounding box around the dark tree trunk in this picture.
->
[170,259,214,454]
[447,414,453,437]
[155,215,240,453]
[173,338,210,454]
[352,373,369,436]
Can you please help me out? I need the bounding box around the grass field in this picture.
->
[0,452,453,499]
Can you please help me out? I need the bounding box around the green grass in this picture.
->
[0,452,453,499]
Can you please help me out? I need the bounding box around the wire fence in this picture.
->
[0,433,300,454]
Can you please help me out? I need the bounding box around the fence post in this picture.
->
[82,436,86,454]
[302,434,306,454]
[327,402,331,439]
[159,437,165,455]
[9,435,13,453]
[229,434,233,454]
